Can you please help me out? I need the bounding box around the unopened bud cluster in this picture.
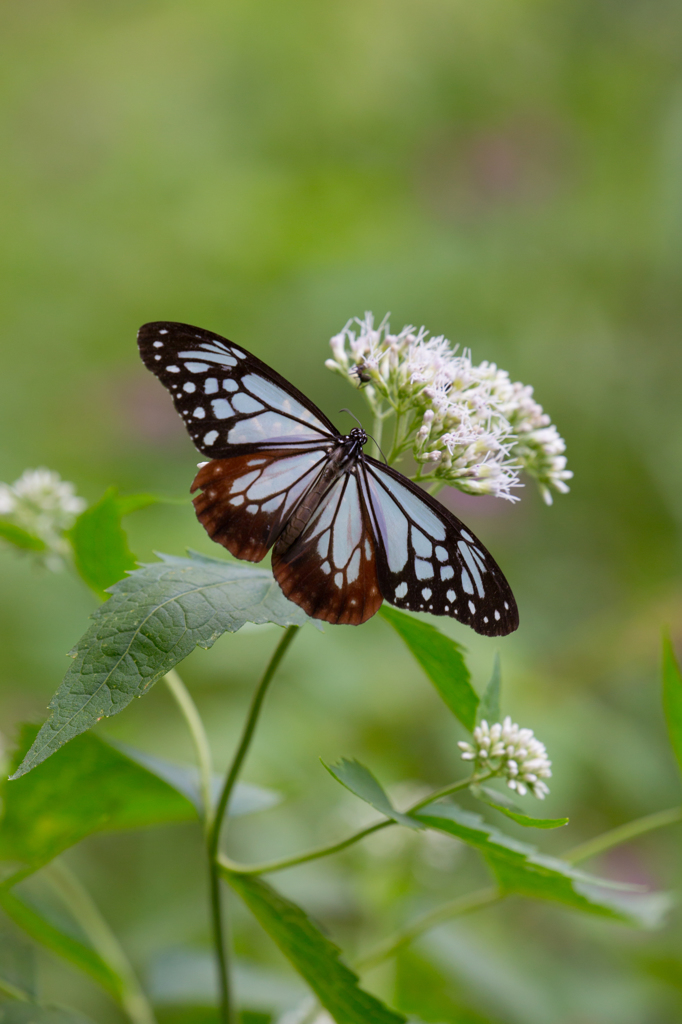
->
[326,313,571,503]
[0,468,85,567]
[458,717,552,799]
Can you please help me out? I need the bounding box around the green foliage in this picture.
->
[114,743,280,817]
[0,927,34,1002]
[1,725,196,886]
[476,655,501,726]
[0,887,121,1001]
[470,785,568,830]
[67,488,165,599]
[224,871,406,1024]
[0,1006,95,1023]
[415,804,668,928]
[11,553,309,779]
[380,607,478,730]
[0,523,46,553]
[662,633,682,776]
[323,758,423,830]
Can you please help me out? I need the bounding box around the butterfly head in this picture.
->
[344,426,367,454]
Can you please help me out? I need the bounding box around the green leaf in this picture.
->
[223,872,406,1024]
[1,725,196,885]
[0,926,35,1001]
[0,523,46,552]
[0,887,121,1000]
[0,1004,95,1023]
[379,606,478,730]
[11,553,309,778]
[323,758,423,830]
[470,785,568,829]
[113,743,280,817]
[67,488,137,598]
[476,654,501,726]
[662,633,682,776]
[115,492,166,517]
[415,804,669,927]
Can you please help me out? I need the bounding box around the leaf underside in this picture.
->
[224,871,406,1024]
[324,758,423,830]
[471,785,569,829]
[416,803,669,928]
[379,606,478,731]
[11,553,309,779]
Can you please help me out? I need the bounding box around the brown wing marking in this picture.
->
[272,471,382,626]
[191,448,327,562]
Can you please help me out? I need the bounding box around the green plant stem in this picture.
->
[220,771,492,876]
[43,859,156,1024]
[208,625,301,1024]
[355,885,502,973]
[563,805,682,864]
[164,668,214,831]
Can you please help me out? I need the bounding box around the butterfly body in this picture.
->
[138,321,519,635]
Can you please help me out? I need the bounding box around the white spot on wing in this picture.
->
[447,589,456,602]
[412,529,433,558]
[193,407,206,419]
[159,329,168,335]
[185,362,210,373]
[395,581,408,598]
[204,378,218,394]
[166,365,180,373]
[334,572,343,587]
[421,587,432,600]
[153,341,163,348]
[415,559,433,580]
[461,568,474,594]
[468,600,476,614]
[211,398,233,419]
[495,610,501,620]
[435,545,448,562]
[179,349,237,367]
[183,382,196,393]
[440,565,454,580]
[203,430,218,445]
[223,379,238,392]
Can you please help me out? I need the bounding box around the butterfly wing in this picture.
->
[138,321,339,456]
[271,469,382,626]
[191,448,330,561]
[360,457,519,636]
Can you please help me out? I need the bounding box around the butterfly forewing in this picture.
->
[361,458,518,636]
[272,470,382,626]
[138,321,338,457]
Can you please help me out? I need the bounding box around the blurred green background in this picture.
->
[2,0,682,1020]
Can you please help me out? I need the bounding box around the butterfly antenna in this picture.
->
[339,408,388,465]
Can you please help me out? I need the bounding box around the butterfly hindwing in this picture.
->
[361,458,519,637]
[138,321,338,457]
[272,470,382,626]
[192,448,330,561]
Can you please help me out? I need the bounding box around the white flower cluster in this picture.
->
[458,717,552,799]
[0,468,85,562]
[326,313,571,503]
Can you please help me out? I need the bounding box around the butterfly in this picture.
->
[137,322,519,636]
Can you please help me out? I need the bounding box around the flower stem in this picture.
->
[563,806,682,865]
[355,885,502,973]
[208,625,301,1024]
[164,669,214,833]
[220,771,490,876]
[42,859,156,1024]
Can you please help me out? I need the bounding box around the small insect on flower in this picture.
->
[326,313,572,504]
[0,468,86,567]
[458,716,552,799]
